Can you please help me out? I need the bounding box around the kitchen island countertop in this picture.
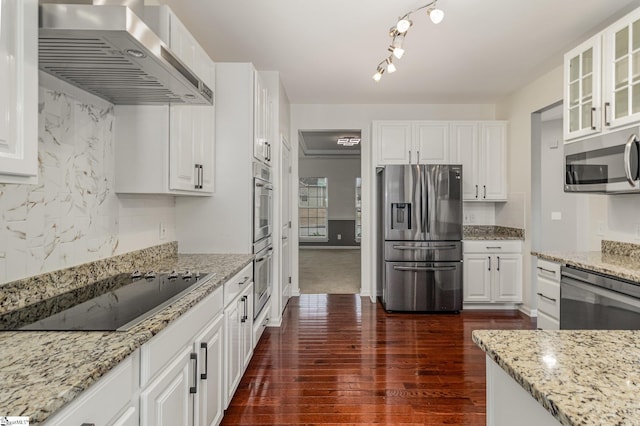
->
[473,329,640,426]
[0,252,253,424]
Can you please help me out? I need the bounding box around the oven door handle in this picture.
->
[562,276,640,309]
[393,265,457,272]
[624,133,638,186]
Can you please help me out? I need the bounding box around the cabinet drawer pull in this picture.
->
[537,266,556,275]
[537,292,557,303]
[200,342,208,380]
[190,353,198,394]
[239,276,250,285]
[486,246,502,250]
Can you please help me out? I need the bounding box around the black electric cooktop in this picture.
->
[1,271,214,332]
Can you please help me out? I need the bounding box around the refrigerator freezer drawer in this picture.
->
[383,262,462,312]
[385,241,462,262]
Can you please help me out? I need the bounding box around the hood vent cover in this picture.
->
[39,4,213,105]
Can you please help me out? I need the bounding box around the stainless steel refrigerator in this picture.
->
[377,164,463,312]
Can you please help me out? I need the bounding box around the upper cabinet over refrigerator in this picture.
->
[564,6,640,141]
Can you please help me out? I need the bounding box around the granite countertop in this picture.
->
[473,329,640,426]
[533,240,640,283]
[0,252,253,424]
[463,225,525,240]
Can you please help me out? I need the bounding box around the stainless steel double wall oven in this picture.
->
[253,162,273,319]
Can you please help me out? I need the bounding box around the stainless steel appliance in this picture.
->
[378,164,463,312]
[564,126,639,193]
[253,162,273,319]
[38,1,213,105]
[560,265,640,329]
[1,271,214,331]
[253,236,273,319]
[253,162,273,244]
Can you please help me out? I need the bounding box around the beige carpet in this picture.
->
[298,249,361,294]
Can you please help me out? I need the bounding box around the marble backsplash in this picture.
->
[0,77,177,286]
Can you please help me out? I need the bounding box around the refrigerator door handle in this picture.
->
[393,265,458,272]
[392,245,458,250]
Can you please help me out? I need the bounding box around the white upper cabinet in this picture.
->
[375,121,413,164]
[114,5,215,195]
[253,72,272,165]
[0,0,38,184]
[450,121,508,202]
[564,6,640,141]
[564,36,601,140]
[603,7,640,130]
[376,121,449,165]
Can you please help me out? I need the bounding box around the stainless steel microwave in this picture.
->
[564,127,640,193]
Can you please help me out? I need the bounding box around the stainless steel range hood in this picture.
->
[38,0,213,105]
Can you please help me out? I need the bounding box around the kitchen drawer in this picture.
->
[536,258,561,282]
[224,264,253,307]
[537,311,559,330]
[46,350,139,426]
[463,240,522,254]
[140,283,223,386]
[537,275,560,319]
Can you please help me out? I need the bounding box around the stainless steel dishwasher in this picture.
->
[560,265,640,329]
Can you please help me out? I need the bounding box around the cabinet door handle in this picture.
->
[190,353,198,394]
[590,107,596,130]
[241,295,248,322]
[497,256,500,271]
[409,150,412,164]
[537,292,557,303]
[475,185,478,199]
[604,102,611,127]
[200,342,208,380]
[537,266,556,275]
[416,150,420,163]
[199,164,204,189]
[194,164,200,189]
[488,256,491,271]
[483,185,487,199]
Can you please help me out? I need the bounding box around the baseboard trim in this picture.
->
[519,306,537,317]
[463,303,522,310]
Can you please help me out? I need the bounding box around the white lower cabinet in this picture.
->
[223,267,254,408]
[463,241,523,305]
[535,258,561,330]
[140,347,195,426]
[44,350,140,426]
[194,315,225,426]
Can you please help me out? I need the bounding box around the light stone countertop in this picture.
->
[0,253,253,424]
[532,249,640,283]
[463,225,524,240]
[472,329,640,426]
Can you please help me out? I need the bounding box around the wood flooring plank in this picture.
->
[222,294,534,425]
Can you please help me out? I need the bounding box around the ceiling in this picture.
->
[299,130,362,158]
[154,0,640,104]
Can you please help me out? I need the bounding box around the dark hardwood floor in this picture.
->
[222,295,535,425]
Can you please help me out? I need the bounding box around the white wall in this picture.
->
[290,103,496,298]
[0,74,176,286]
[299,157,360,220]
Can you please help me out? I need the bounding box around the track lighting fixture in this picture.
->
[372,0,444,82]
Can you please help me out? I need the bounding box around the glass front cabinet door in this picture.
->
[564,35,601,141]
[603,7,640,129]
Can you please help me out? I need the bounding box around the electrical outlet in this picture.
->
[635,224,640,240]
[337,234,342,240]
[469,213,476,224]
[159,223,167,240]
[551,211,562,221]
[597,221,605,236]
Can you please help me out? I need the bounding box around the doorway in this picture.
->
[297,130,362,294]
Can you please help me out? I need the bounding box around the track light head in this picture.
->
[386,58,396,73]
[372,65,384,82]
[396,17,412,33]
[428,7,444,24]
